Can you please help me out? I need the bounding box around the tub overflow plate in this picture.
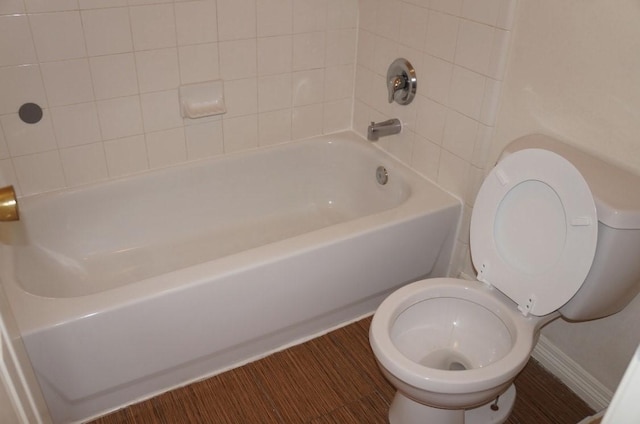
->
[376,166,388,185]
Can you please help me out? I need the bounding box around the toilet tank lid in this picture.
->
[502,134,640,230]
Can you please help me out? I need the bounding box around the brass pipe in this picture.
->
[0,185,19,221]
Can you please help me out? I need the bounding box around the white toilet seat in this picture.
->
[470,148,598,316]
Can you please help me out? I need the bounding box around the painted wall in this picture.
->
[0,0,357,196]
[494,0,640,391]
[353,0,518,274]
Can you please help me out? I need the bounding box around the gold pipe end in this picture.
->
[0,185,19,221]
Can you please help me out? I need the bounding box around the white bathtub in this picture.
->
[1,131,461,423]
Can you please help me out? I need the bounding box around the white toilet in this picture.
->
[369,134,640,424]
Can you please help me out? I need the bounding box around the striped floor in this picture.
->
[91,317,594,423]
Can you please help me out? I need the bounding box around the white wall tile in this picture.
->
[421,54,453,104]
[135,48,180,93]
[29,11,86,62]
[258,109,292,145]
[258,73,292,112]
[257,0,293,37]
[90,53,139,100]
[217,0,256,41]
[375,0,401,41]
[224,78,258,117]
[322,98,351,133]
[130,4,176,51]
[442,109,479,161]
[325,29,357,66]
[146,127,186,168]
[0,125,8,160]
[81,7,132,56]
[293,0,327,33]
[455,20,495,76]
[41,59,94,107]
[219,39,257,80]
[97,96,144,140]
[292,103,323,139]
[104,134,148,177]
[175,0,218,46]
[223,114,258,153]
[50,102,102,148]
[462,0,502,26]
[0,65,47,115]
[399,3,429,51]
[437,149,470,199]
[411,134,441,181]
[424,11,459,62]
[415,95,447,144]
[0,159,19,194]
[60,142,108,187]
[1,112,57,156]
[448,65,486,120]
[140,89,183,132]
[324,64,354,101]
[327,0,358,30]
[257,36,293,76]
[13,150,66,195]
[178,43,219,84]
[293,32,325,71]
[292,69,324,106]
[185,119,224,159]
[0,15,37,67]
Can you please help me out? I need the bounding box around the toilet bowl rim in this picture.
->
[370,277,540,393]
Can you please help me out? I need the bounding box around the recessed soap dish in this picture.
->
[179,80,226,119]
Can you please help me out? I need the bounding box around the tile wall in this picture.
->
[353,0,517,275]
[0,0,357,196]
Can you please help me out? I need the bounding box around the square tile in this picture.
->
[41,59,94,107]
[292,103,322,139]
[90,53,139,100]
[293,0,327,33]
[130,4,176,51]
[0,15,37,67]
[81,7,132,56]
[139,90,183,133]
[185,120,224,159]
[424,11,459,62]
[1,112,56,157]
[0,65,47,115]
[60,142,108,187]
[224,78,258,117]
[217,0,256,41]
[323,98,352,134]
[327,0,358,30]
[145,127,186,169]
[292,69,324,106]
[29,11,86,62]
[50,102,102,148]
[455,19,496,76]
[97,96,144,140]
[222,114,258,153]
[178,43,220,84]
[325,29,357,66]
[442,109,479,161]
[13,150,66,195]
[324,64,354,101]
[219,39,257,80]
[135,48,180,93]
[175,0,218,45]
[257,0,292,37]
[104,135,148,177]
[448,65,486,120]
[293,32,325,71]
[25,0,78,13]
[258,74,292,112]
[258,109,292,146]
[257,35,293,76]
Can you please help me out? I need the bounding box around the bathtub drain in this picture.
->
[376,166,388,185]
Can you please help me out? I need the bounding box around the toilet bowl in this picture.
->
[370,135,640,424]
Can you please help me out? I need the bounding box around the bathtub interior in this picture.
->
[8,133,413,298]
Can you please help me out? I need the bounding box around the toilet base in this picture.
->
[389,384,516,424]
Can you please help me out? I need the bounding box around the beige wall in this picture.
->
[494,0,640,391]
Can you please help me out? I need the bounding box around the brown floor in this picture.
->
[91,317,595,424]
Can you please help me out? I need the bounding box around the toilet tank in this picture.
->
[502,134,640,321]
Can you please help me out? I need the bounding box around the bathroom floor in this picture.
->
[90,317,594,424]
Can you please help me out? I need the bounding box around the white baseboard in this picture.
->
[532,335,613,411]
